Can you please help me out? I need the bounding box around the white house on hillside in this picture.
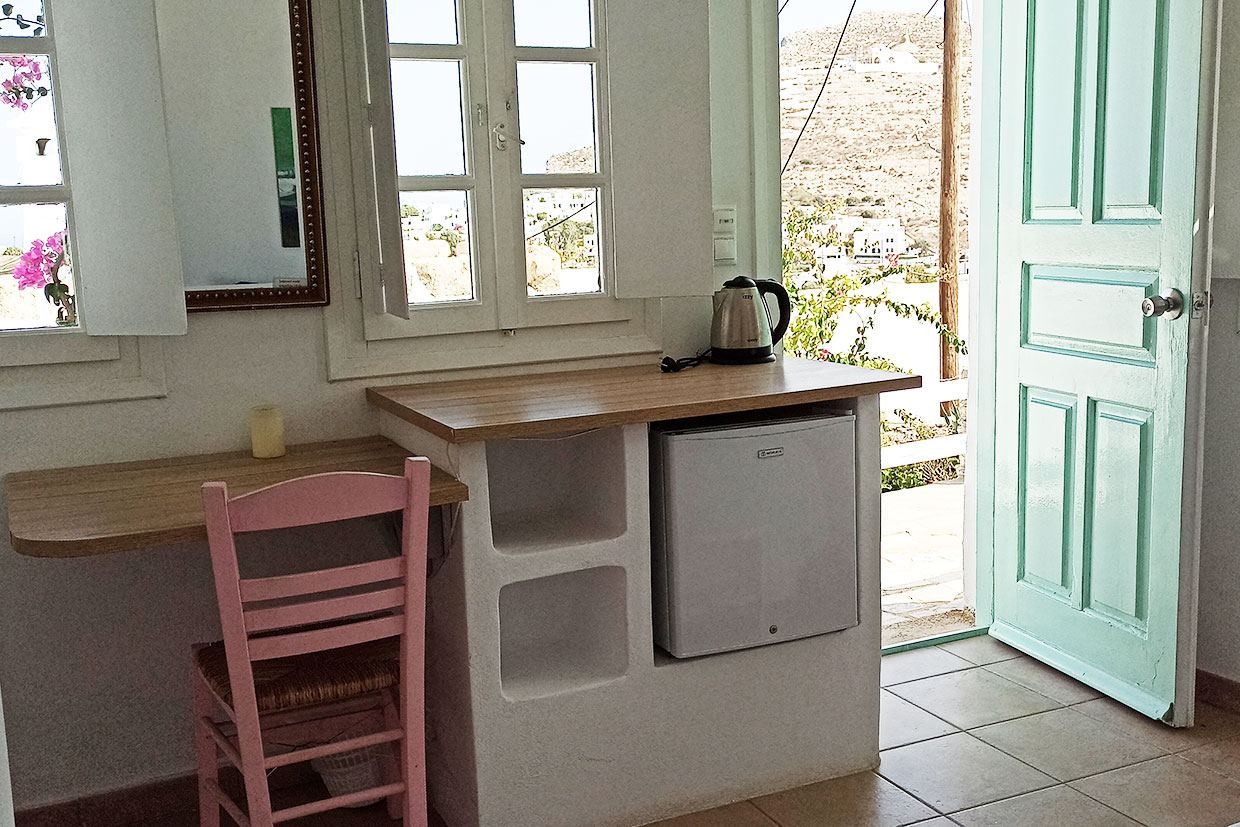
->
[857,45,936,75]
[853,217,908,262]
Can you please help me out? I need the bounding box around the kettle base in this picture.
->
[709,346,776,365]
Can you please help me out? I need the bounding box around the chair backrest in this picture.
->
[201,458,431,692]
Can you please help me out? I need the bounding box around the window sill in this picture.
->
[0,336,168,411]
[325,296,664,382]
[0,327,121,369]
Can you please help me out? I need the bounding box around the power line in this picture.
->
[781,0,858,176]
[778,0,793,15]
[526,200,596,242]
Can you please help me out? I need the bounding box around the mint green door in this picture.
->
[989,0,1211,724]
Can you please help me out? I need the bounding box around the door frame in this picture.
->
[972,0,1222,725]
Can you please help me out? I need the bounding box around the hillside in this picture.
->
[780,11,973,251]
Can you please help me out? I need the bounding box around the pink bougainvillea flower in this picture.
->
[0,55,48,111]
[11,230,66,291]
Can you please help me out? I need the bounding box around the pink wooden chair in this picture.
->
[193,458,430,827]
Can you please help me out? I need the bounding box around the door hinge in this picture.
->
[353,250,363,299]
[1192,291,1211,323]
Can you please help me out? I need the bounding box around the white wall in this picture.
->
[0,2,770,811]
[0,310,379,807]
[1195,3,1240,682]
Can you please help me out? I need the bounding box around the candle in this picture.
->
[249,405,286,459]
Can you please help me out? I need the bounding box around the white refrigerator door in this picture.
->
[658,415,858,657]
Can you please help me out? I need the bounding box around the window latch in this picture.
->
[492,123,524,151]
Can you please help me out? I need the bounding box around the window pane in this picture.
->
[391,60,466,176]
[0,202,75,330]
[0,2,44,37]
[517,62,596,175]
[0,55,60,185]
[386,0,458,45]
[401,190,474,304]
[513,0,591,48]
[525,188,600,297]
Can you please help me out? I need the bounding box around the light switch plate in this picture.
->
[713,236,738,262]
[714,206,738,235]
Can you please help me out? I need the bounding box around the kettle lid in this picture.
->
[722,276,757,289]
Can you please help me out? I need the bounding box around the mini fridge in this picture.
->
[650,411,859,658]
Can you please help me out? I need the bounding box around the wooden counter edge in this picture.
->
[368,373,923,443]
[6,441,469,560]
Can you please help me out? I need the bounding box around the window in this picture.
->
[0,1,76,333]
[361,0,629,336]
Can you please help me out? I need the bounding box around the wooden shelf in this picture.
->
[6,436,468,558]
[368,357,921,443]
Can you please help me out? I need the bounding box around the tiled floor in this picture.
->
[94,636,1240,827]
[647,635,1240,827]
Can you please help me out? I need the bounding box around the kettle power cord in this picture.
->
[660,348,712,373]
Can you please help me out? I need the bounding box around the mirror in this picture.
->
[157,0,327,311]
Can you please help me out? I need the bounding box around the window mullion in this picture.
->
[480,0,524,330]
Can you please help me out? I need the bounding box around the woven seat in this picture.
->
[196,636,400,714]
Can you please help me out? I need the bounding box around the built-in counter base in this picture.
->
[379,390,886,827]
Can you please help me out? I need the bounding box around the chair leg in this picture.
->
[399,691,428,827]
[193,672,220,827]
[381,692,404,821]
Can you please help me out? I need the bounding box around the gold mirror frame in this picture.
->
[185,0,328,312]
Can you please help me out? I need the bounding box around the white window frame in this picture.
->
[0,0,170,408]
[0,0,92,356]
[351,0,649,342]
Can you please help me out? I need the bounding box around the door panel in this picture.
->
[1024,0,1085,221]
[1095,0,1169,221]
[1017,387,1075,597]
[990,0,1207,723]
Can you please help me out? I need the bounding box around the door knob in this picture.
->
[1141,289,1185,320]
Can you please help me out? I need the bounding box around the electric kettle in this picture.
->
[709,277,792,364]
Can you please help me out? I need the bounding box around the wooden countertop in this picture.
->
[368,357,921,443]
[6,436,468,559]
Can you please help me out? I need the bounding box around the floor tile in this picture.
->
[950,785,1141,827]
[907,820,959,826]
[982,657,1101,705]
[935,636,1022,666]
[887,667,1061,729]
[971,707,1164,781]
[750,771,937,827]
[881,647,974,687]
[1181,735,1240,783]
[1074,698,1240,753]
[646,801,777,827]
[878,732,1056,813]
[1070,755,1240,827]
[881,690,958,750]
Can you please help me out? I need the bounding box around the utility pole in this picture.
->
[939,0,962,416]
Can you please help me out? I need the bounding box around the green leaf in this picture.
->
[43,284,56,302]
[2,5,13,15]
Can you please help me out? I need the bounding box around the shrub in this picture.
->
[861,195,873,204]
[874,197,886,206]
[844,196,859,206]
[861,210,876,219]
[902,264,938,283]
[782,202,967,378]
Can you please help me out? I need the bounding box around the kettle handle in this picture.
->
[757,279,792,346]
